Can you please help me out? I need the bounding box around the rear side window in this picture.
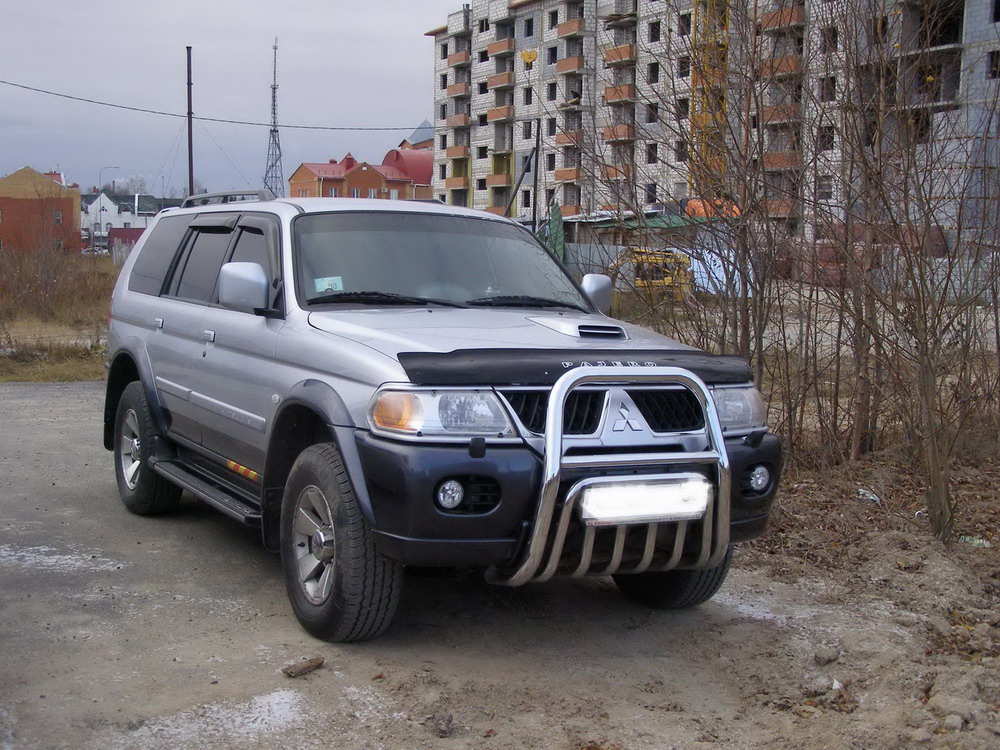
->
[127,215,192,295]
[174,230,233,302]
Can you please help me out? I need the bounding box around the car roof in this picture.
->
[160,197,518,225]
[280,197,515,223]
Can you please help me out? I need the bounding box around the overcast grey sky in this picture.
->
[0,0,462,195]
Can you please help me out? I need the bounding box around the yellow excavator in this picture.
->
[608,247,694,301]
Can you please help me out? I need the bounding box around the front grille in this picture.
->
[627,389,705,432]
[500,390,605,435]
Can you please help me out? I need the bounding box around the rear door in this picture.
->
[122,213,197,439]
[149,212,239,445]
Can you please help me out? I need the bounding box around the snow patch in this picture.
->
[0,544,123,574]
[111,689,306,749]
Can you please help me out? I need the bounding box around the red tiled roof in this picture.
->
[382,148,433,185]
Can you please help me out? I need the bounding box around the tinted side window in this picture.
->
[174,230,233,302]
[127,215,192,295]
[230,229,271,277]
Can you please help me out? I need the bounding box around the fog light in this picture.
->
[436,479,465,510]
[748,465,770,493]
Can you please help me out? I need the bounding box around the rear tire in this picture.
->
[280,443,403,642]
[613,547,732,609]
[113,381,182,515]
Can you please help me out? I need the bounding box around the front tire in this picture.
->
[114,381,182,515]
[280,443,403,642]
[613,547,732,609]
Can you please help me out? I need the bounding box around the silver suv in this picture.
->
[104,192,782,641]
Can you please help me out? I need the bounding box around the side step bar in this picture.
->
[150,458,262,526]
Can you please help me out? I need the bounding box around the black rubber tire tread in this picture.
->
[280,442,403,642]
[114,381,182,515]
[613,546,733,609]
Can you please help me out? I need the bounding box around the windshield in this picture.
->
[292,212,589,310]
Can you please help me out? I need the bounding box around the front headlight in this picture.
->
[711,386,767,431]
[369,389,515,438]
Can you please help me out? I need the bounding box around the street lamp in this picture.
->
[95,166,119,251]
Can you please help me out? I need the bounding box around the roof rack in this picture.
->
[180,189,275,209]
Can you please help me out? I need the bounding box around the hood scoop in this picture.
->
[578,324,627,339]
[529,316,628,340]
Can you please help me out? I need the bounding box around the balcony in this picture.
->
[487,105,514,122]
[604,84,635,103]
[602,123,635,141]
[555,130,583,146]
[486,173,511,187]
[557,18,585,38]
[602,164,632,180]
[555,56,585,74]
[763,199,798,217]
[445,176,469,190]
[488,71,515,89]
[554,167,582,182]
[762,151,801,171]
[445,145,470,158]
[759,5,805,32]
[759,54,802,77]
[560,204,582,216]
[446,113,471,127]
[602,43,636,66]
[488,37,516,57]
[447,82,470,98]
[447,50,471,67]
[760,103,801,124]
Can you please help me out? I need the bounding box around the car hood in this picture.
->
[307,307,691,359]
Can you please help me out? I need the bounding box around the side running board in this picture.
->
[149,458,262,526]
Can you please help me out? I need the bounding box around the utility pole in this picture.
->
[532,117,541,233]
[186,46,194,197]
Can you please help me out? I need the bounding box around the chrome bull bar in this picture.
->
[487,366,731,586]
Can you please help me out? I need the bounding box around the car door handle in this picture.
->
[202,329,216,342]
[153,317,164,329]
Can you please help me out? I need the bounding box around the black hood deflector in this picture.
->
[397,349,752,387]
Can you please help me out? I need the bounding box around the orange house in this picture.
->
[288,150,433,201]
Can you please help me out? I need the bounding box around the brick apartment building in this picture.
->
[427,0,1000,243]
[0,167,81,252]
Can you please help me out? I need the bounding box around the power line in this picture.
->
[0,79,419,131]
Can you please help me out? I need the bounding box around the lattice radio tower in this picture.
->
[263,38,284,197]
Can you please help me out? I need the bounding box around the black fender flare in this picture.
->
[265,380,376,527]
[103,345,168,449]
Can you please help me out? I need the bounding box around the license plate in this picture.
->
[578,473,712,527]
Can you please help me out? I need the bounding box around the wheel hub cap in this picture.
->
[292,485,337,605]
[310,528,336,561]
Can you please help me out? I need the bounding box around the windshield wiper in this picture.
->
[465,295,590,313]
[307,291,466,308]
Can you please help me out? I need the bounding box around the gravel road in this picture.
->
[1,381,994,749]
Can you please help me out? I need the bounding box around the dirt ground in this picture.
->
[1,381,998,749]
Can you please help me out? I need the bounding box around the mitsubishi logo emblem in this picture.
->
[612,402,643,432]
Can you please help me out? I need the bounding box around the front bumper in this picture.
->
[356,431,781,568]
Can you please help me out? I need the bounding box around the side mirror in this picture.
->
[218,262,268,312]
[581,273,612,315]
